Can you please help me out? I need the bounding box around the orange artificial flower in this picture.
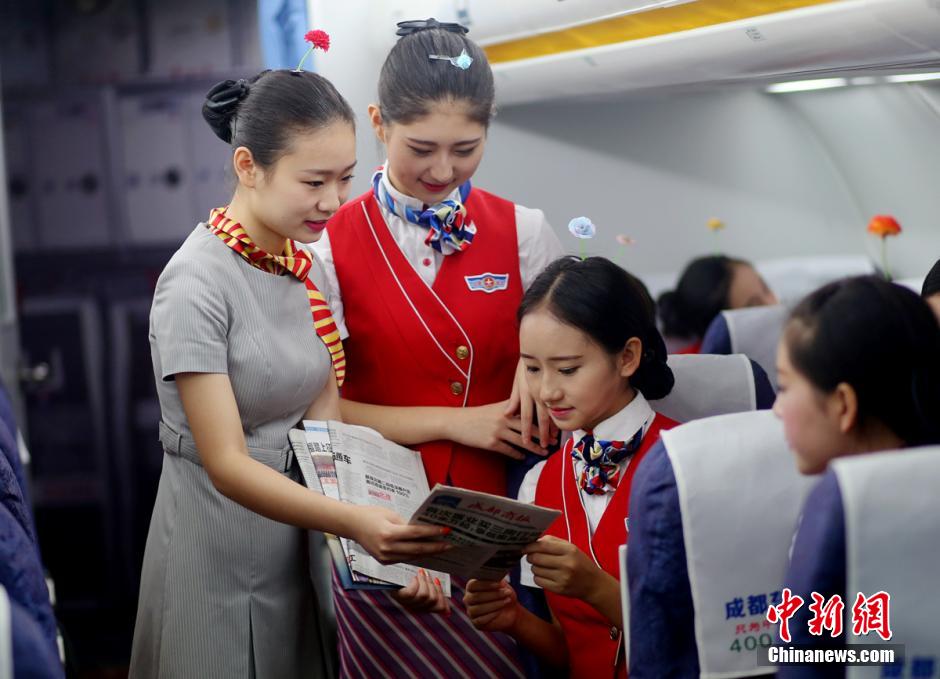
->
[867,215,902,238]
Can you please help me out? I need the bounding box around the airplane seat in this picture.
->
[699,304,789,390]
[699,312,732,355]
[0,383,35,542]
[626,411,817,677]
[0,503,58,664]
[0,439,36,549]
[828,448,940,663]
[0,584,64,679]
[651,353,775,423]
[0,382,15,445]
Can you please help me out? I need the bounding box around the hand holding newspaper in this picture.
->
[405,484,560,581]
[291,420,451,593]
[291,420,560,588]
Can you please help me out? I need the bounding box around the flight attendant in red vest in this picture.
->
[465,257,679,679]
[312,18,564,677]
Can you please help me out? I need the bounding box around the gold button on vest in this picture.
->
[456,345,469,360]
[450,381,464,396]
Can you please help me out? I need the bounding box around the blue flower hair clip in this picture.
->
[568,217,596,239]
[429,48,473,70]
[568,216,596,260]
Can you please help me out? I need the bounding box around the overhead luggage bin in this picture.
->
[425,0,940,105]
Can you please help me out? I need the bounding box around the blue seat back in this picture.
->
[0,432,36,546]
[2,585,64,679]
[0,382,34,528]
[0,504,56,657]
[700,305,788,390]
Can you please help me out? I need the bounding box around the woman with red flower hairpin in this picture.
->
[129,35,449,679]
[313,17,565,678]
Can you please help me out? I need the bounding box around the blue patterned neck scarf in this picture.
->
[372,168,475,255]
[572,428,644,495]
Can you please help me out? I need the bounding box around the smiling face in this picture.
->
[239,120,356,250]
[372,99,486,205]
[519,305,638,433]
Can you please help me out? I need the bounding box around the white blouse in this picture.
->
[312,166,565,339]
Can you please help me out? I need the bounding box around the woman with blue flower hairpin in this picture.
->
[313,17,564,678]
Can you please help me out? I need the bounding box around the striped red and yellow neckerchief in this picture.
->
[207,206,346,386]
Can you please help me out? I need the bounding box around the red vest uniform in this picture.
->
[676,340,702,355]
[327,190,522,495]
[534,413,678,679]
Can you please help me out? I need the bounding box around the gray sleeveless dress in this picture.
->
[130,226,335,678]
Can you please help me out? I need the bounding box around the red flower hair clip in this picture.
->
[305,30,330,51]
[295,29,330,72]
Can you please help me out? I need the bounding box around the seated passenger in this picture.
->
[774,276,940,678]
[465,257,677,678]
[659,256,777,354]
[627,397,802,678]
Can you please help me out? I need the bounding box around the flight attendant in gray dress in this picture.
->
[129,64,450,679]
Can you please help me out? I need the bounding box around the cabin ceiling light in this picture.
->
[767,72,940,93]
[884,72,940,83]
[765,78,847,93]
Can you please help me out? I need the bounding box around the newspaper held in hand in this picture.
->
[406,484,560,581]
[288,427,396,591]
[292,421,451,594]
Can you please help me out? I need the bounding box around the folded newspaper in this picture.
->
[290,420,560,586]
[406,484,560,581]
[290,420,451,594]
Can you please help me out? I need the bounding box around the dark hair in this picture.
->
[657,255,750,338]
[378,20,495,126]
[202,69,355,168]
[518,257,675,400]
[785,275,940,447]
[923,259,940,298]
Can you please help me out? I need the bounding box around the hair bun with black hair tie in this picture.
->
[206,78,250,112]
[396,18,469,37]
[203,78,250,143]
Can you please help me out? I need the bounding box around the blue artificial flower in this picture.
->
[452,49,473,70]
[568,216,596,239]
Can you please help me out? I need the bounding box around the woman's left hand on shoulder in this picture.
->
[449,400,547,459]
[505,359,559,456]
[524,535,603,600]
[392,569,450,615]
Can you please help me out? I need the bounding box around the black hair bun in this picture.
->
[657,289,693,338]
[633,329,675,400]
[202,78,250,143]
[396,18,469,37]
